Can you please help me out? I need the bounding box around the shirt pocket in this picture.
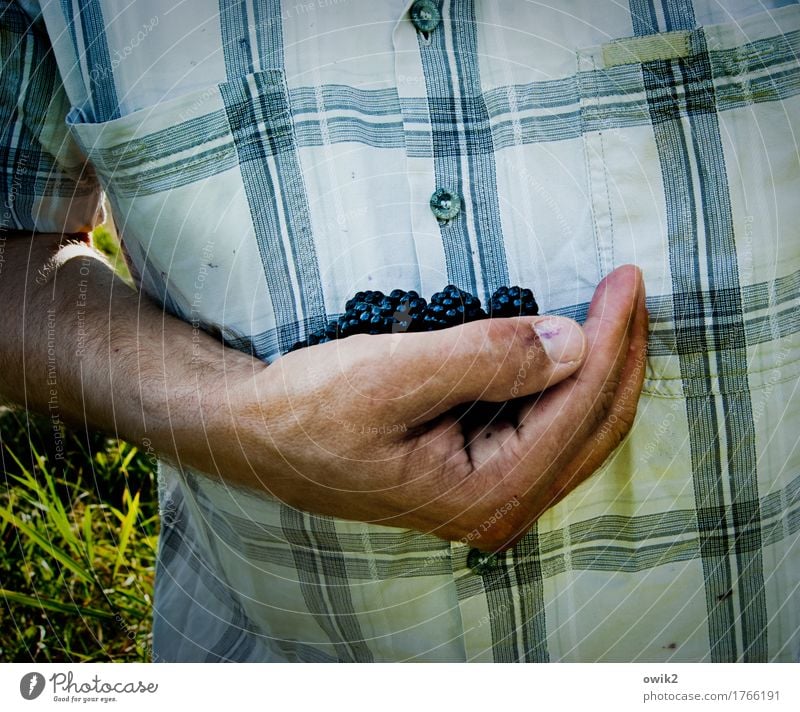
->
[483,77,603,316]
[575,4,800,396]
[66,69,325,361]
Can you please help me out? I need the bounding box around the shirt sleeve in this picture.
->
[0,0,104,233]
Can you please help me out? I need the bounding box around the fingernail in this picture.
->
[533,317,586,364]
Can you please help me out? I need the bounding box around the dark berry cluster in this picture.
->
[422,285,487,330]
[488,286,538,318]
[289,284,538,352]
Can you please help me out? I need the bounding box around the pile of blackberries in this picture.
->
[288,284,538,352]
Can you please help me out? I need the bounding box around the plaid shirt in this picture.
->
[2,0,799,661]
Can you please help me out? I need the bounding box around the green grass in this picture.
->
[91,223,133,285]
[0,221,158,662]
[0,409,159,661]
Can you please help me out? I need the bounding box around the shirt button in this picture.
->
[467,548,499,575]
[430,187,462,221]
[410,0,441,33]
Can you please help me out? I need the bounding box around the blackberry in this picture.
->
[324,320,341,339]
[423,285,487,330]
[392,290,428,333]
[345,290,381,312]
[336,311,361,338]
[306,329,328,346]
[489,286,538,318]
[339,291,384,336]
[339,290,414,336]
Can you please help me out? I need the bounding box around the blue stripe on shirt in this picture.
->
[79,0,120,121]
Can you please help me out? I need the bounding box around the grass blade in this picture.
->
[81,507,95,566]
[0,588,113,620]
[0,506,94,583]
[119,444,138,472]
[5,445,79,552]
[113,491,139,580]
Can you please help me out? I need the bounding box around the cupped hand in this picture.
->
[219,265,648,551]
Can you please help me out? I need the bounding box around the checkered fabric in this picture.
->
[2,0,799,661]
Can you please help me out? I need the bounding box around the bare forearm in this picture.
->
[0,231,263,474]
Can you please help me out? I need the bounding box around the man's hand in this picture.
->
[213,265,648,550]
[0,231,646,551]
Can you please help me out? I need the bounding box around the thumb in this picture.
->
[385,313,587,424]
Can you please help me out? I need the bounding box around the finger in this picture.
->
[496,279,649,550]
[492,265,643,501]
[376,312,587,425]
[546,276,649,504]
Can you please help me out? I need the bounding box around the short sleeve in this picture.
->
[0,1,103,233]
